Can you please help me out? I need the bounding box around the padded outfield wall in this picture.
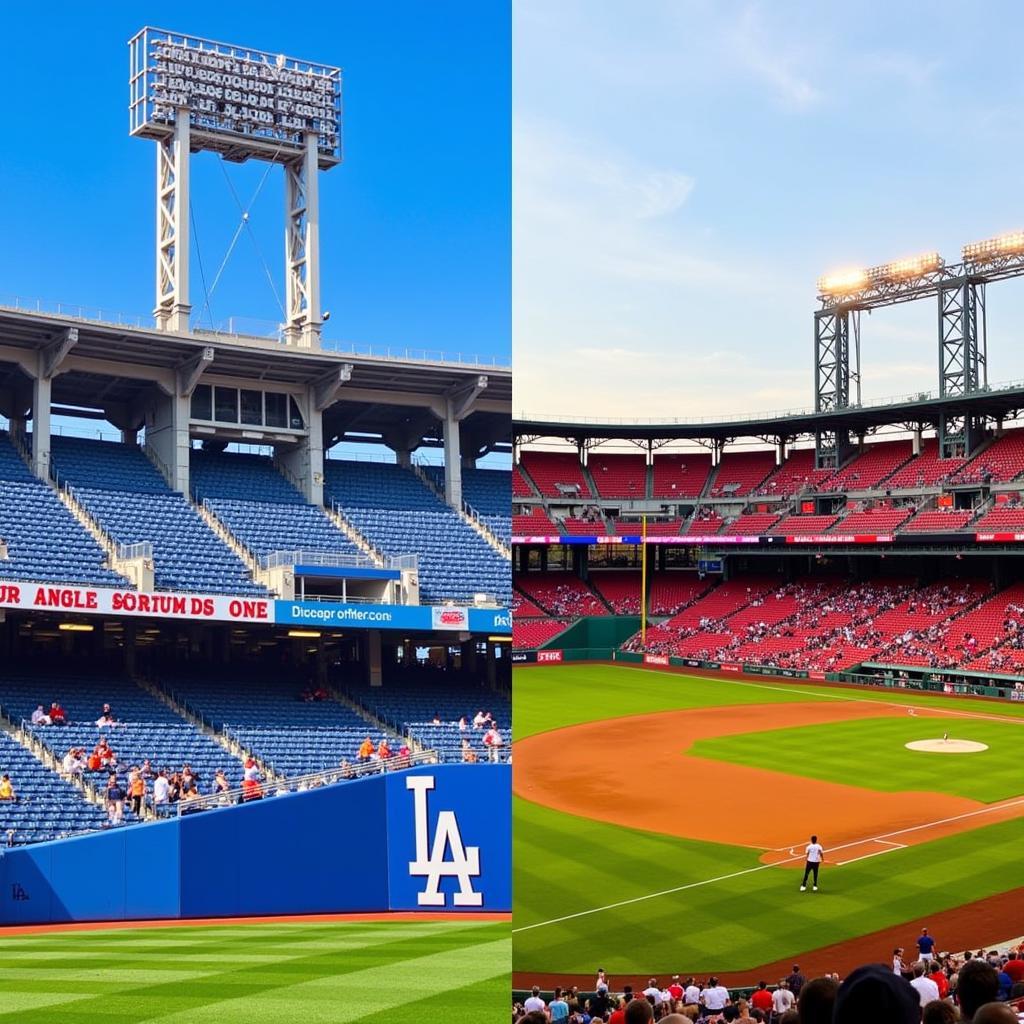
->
[0,764,510,924]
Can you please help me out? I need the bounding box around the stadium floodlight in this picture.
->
[868,251,944,283]
[816,268,870,297]
[962,231,1024,265]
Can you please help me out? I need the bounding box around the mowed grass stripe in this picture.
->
[146,934,511,1023]
[353,974,509,1024]
[0,922,506,1023]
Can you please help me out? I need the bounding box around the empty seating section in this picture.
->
[192,452,360,575]
[0,433,127,588]
[709,450,776,497]
[426,465,511,544]
[512,591,546,617]
[561,516,608,535]
[652,452,712,498]
[972,506,1024,532]
[884,439,966,488]
[588,453,647,497]
[0,672,244,808]
[825,440,913,491]
[903,508,976,532]
[324,459,510,603]
[720,512,780,535]
[648,574,713,615]
[162,674,378,777]
[49,437,262,596]
[834,506,915,534]
[951,429,1024,484]
[512,464,535,497]
[0,731,108,844]
[756,448,832,497]
[589,571,642,614]
[515,573,608,616]
[685,510,725,534]
[613,519,682,535]
[513,507,557,535]
[345,683,510,763]
[769,514,840,535]
[513,618,568,649]
[519,451,592,497]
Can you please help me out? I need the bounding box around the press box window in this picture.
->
[265,392,288,428]
[240,389,263,425]
[191,384,212,420]
[214,386,238,423]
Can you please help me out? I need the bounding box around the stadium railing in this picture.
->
[174,750,440,816]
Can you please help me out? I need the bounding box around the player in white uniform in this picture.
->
[800,834,824,891]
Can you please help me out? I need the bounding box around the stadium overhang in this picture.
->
[514,383,1024,446]
[0,307,511,450]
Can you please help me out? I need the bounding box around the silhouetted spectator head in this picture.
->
[972,1004,1018,1024]
[922,999,958,1024]
[958,959,1000,1021]
[625,996,655,1023]
[797,976,838,1024]
[834,964,920,1024]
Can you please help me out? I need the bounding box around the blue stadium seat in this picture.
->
[47,436,265,597]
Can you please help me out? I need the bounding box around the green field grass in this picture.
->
[693,716,1024,802]
[513,664,1024,975]
[0,920,509,1022]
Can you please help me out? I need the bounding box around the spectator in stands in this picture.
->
[357,736,375,761]
[432,711,442,725]
[93,738,116,769]
[212,769,230,799]
[31,704,52,726]
[96,703,117,727]
[460,737,478,763]
[549,987,570,1022]
[523,987,546,1015]
[1002,951,1024,986]
[957,960,1000,1021]
[750,982,773,1016]
[153,770,170,815]
[139,758,154,780]
[62,747,85,778]
[106,774,125,825]
[923,1000,958,1024]
[893,947,908,977]
[0,774,16,802]
[786,965,806,998]
[458,715,468,731]
[701,976,730,1012]
[483,723,504,762]
[49,701,66,726]
[927,960,950,999]
[834,964,920,1024]
[473,709,490,728]
[378,738,392,762]
[772,980,795,1018]
[339,759,353,779]
[241,758,263,801]
[910,962,941,1006]
[127,769,146,817]
[625,997,654,1023]
[974,1005,1019,1024]
[167,772,182,805]
[797,976,837,1024]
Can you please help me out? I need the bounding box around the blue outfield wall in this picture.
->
[0,764,509,924]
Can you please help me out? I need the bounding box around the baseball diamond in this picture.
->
[512,663,1024,988]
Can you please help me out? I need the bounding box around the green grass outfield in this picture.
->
[0,919,509,1023]
[513,664,1024,976]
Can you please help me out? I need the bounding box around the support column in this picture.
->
[283,133,322,348]
[154,109,191,333]
[276,388,324,505]
[443,401,463,508]
[912,427,922,456]
[147,392,190,494]
[31,374,51,481]
[367,630,383,687]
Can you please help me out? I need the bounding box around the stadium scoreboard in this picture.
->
[129,27,342,167]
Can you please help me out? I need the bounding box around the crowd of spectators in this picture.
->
[514,938,1024,1024]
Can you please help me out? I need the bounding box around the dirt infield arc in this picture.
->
[515,701,1024,854]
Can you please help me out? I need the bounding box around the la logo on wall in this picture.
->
[406,775,482,907]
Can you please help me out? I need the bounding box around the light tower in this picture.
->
[129,28,342,347]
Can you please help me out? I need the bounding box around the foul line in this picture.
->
[515,794,1024,934]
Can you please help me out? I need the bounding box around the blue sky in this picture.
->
[515,1,1024,422]
[0,2,509,365]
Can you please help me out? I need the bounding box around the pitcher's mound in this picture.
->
[905,739,989,753]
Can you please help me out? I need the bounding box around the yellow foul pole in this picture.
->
[640,513,648,646]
